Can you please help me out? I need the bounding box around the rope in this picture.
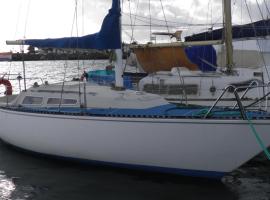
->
[247,117,270,160]
[192,108,211,117]
[194,106,270,160]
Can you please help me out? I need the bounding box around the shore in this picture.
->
[11,52,109,61]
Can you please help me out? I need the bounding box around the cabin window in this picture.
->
[22,96,43,105]
[143,84,198,95]
[47,98,77,105]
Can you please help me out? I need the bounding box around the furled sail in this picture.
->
[185,19,270,42]
[185,45,217,72]
[24,0,121,50]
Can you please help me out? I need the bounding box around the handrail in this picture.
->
[232,80,260,109]
[204,83,270,119]
[244,82,270,109]
[204,85,247,119]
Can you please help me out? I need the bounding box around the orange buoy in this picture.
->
[0,79,12,95]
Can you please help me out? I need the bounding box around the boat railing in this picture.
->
[204,85,247,119]
[0,72,46,95]
[242,81,270,111]
[232,80,261,110]
[204,82,270,119]
[0,73,44,82]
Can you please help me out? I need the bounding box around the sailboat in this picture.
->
[1,0,270,179]
[129,2,270,107]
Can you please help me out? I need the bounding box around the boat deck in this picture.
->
[2,104,270,120]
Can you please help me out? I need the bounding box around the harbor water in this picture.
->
[0,60,268,199]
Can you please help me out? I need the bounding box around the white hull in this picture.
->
[0,108,270,178]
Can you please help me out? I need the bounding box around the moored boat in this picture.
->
[1,0,270,179]
[0,82,270,178]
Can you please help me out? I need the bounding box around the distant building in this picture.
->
[0,52,12,61]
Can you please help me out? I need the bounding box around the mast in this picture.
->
[223,0,234,73]
[114,0,124,89]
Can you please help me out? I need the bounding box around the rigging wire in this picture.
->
[202,0,212,72]
[82,0,85,36]
[75,0,83,109]
[9,1,24,96]
[149,0,152,41]
[255,0,270,37]
[81,0,87,75]
[206,0,213,33]
[263,0,270,17]
[240,0,244,69]
[244,0,270,81]
[159,0,187,103]
[22,0,32,92]
[24,0,31,38]
[76,0,81,97]
[256,0,266,19]
[59,0,82,110]
[122,0,142,76]
[122,0,135,75]
[184,0,196,37]
[58,61,68,112]
[132,0,140,42]
[128,0,134,41]
[122,12,223,28]
[159,0,170,33]
[13,1,23,40]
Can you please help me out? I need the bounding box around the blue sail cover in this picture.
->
[185,19,270,42]
[185,45,217,72]
[24,0,121,50]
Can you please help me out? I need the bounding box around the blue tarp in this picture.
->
[24,0,121,50]
[88,70,133,89]
[185,45,217,72]
[185,19,270,42]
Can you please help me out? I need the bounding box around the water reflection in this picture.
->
[0,60,109,95]
[0,171,15,199]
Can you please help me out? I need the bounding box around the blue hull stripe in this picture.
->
[9,105,270,119]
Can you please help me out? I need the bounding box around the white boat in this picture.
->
[1,0,270,179]
[1,82,270,178]
[128,3,270,108]
[138,66,267,108]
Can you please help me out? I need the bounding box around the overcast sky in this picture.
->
[0,0,268,52]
